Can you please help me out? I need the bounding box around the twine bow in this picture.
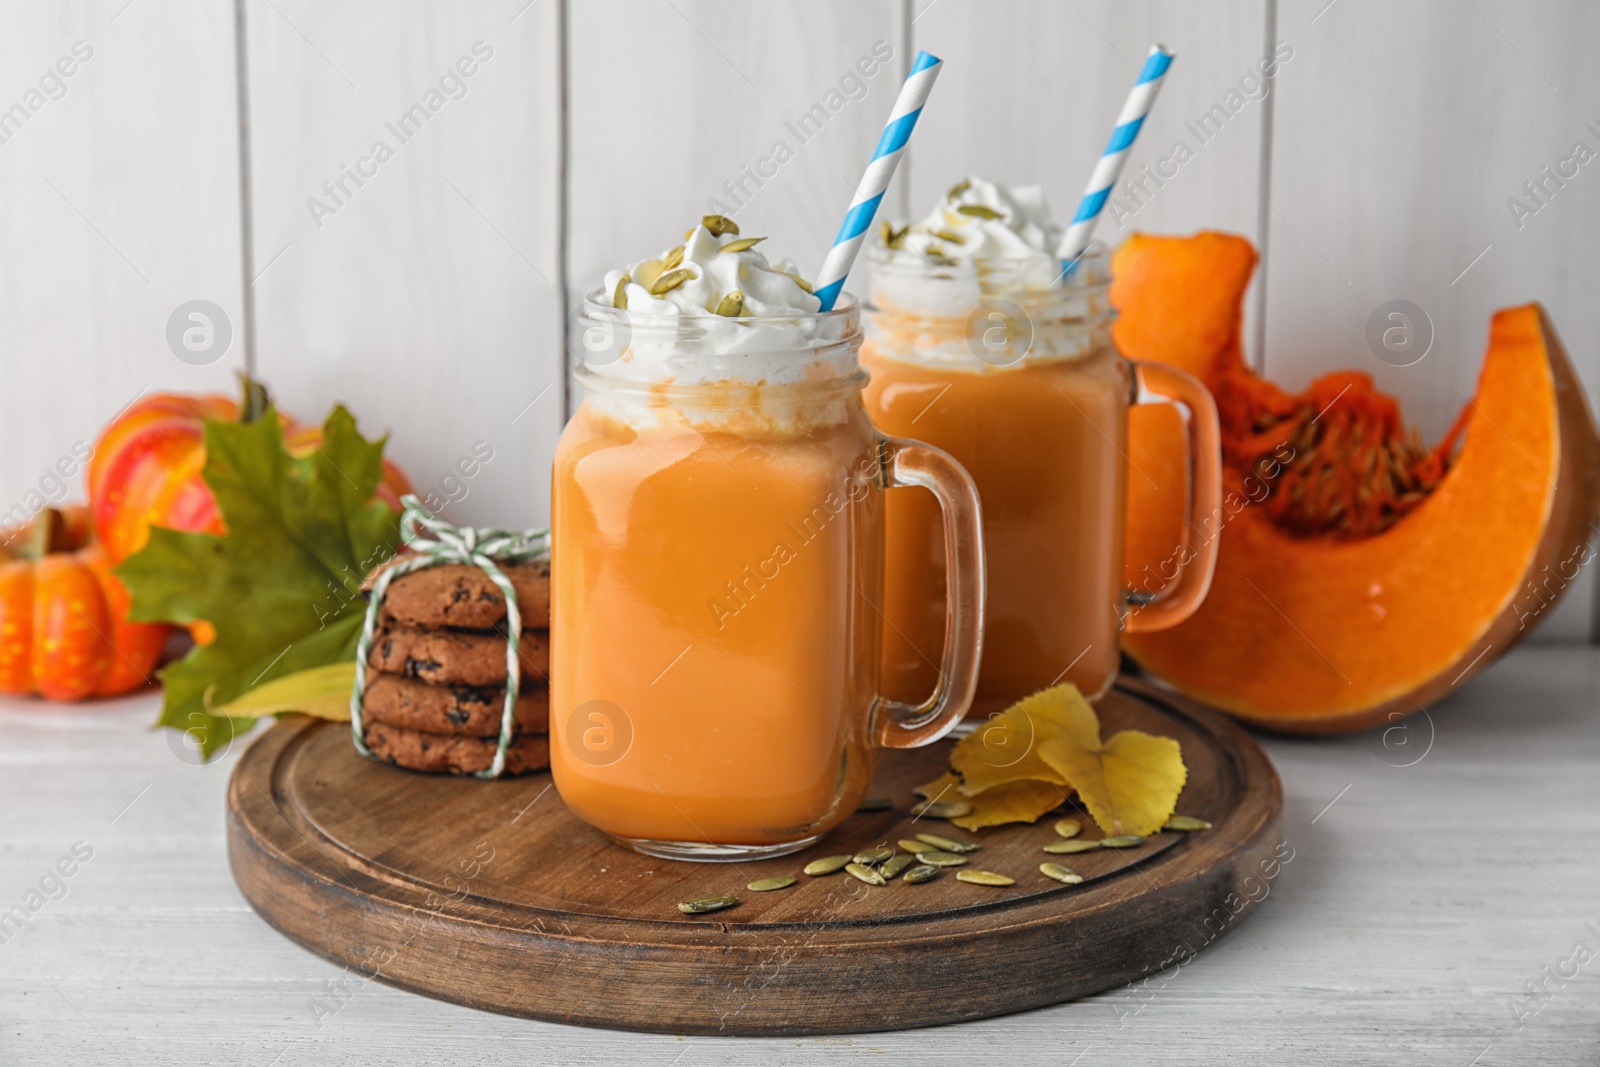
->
[351,495,552,779]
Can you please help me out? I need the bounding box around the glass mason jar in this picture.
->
[860,243,1221,715]
[551,295,986,860]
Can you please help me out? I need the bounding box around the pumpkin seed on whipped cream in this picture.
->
[875,175,1065,294]
[599,214,818,324]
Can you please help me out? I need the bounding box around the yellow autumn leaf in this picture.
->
[1031,685,1186,837]
[208,661,357,722]
[951,698,1070,796]
[950,779,1070,831]
[936,683,1188,835]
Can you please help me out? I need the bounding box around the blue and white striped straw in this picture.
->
[1056,44,1175,274]
[813,50,943,312]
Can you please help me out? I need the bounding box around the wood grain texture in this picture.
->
[0,1,243,524]
[1262,0,1600,638]
[244,0,565,530]
[2,647,1598,1061]
[225,680,1282,1035]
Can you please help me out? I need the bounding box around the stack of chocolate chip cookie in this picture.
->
[358,557,552,776]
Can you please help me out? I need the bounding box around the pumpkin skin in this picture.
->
[87,393,413,565]
[1115,232,1600,733]
[0,513,169,701]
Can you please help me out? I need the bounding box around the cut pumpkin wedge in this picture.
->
[1114,232,1600,733]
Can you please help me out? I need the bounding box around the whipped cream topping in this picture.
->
[866,177,1111,370]
[592,217,845,387]
[580,219,862,434]
[881,176,1064,292]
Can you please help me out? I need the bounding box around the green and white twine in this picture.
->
[351,494,552,780]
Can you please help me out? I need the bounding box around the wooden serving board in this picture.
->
[227,678,1282,1036]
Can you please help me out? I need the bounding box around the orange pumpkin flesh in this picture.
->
[1115,232,1600,733]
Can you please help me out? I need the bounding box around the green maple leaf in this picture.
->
[117,405,401,759]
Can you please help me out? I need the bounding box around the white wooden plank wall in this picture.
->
[0,0,1595,639]
[0,2,243,523]
[245,0,564,531]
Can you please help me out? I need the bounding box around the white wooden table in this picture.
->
[3,645,1597,1065]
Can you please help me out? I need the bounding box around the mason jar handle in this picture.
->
[873,435,986,749]
[1123,360,1223,634]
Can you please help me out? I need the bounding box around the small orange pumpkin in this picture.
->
[87,392,413,565]
[0,507,169,701]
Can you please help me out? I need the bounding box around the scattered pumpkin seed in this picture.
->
[612,273,630,310]
[856,796,893,812]
[880,854,915,880]
[1040,863,1084,885]
[747,875,796,892]
[649,268,694,295]
[956,204,1003,219]
[714,290,745,317]
[911,799,972,819]
[782,272,814,294]
[702,214,739,237]
[683,227,696,241]
[719,236,766,253]
[1053,818,1082,839]
[661,244,685,271]
[932,229,965,243]
[947,178,972,198]
[853,846,894,866]
[803,854,852,876]
[902,864,941,884]
[956,870,1015,887]
[1044,839,1101,855]
[915,831,978,854]
[1100,835,1146,849]
[678,895,738,914]
[915,851,967,868]
[880,220,909,249]
[845,862,887,886]
[1164,815,1213,832]
[897,839,930,854]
